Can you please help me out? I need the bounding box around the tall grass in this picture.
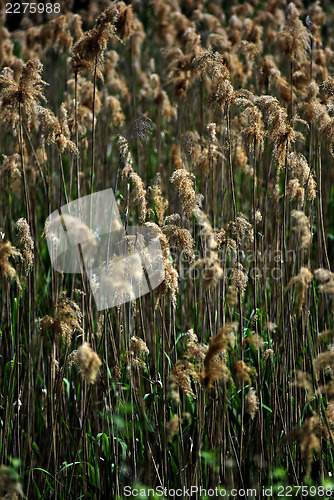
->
[0,0,334,498]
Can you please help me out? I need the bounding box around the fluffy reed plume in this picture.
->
[0,241,21,286]
[199,323,236,388]
[319,114,334,157]
[286,267,313,314]
[206,122,220,157]
[314,269,334,296]
[39,15,73,53]
[127,114,155,145]
[71,13,84,42]
[228,214,254,246]
[193,49,235,113]
[238,40,260,62]
[287,179,304,204]
[298,81,320,124]
[288,417,320,477]
[170,169,202,219]
[145,222,178,309]
[242,334,265,351]
[163,28,201,100]
[111,364,121,382]
[194,124,222,176]
[191,210,223,287]
[321,76,334,101]
[320,402,334,443]
[291,211,312,250]
[105,95,125,127]
[226,285,238,308]
[262,348,275,368]
[246,387,259,419]
[66,77,101,135]
[287,152,316,202]
[317,329,334,346]
[292,370,314,400]
[170,360,197,397]
[234,360,253,385]
[129,336,149,356]
[0,60,47,129]
[151,174,168,226]
[70,6,120,79]
[1,153,21,180]
[149,73,177,121]
[231,262,248,295]
[37,104,78,155]
[73,342,102,384]
[255,96,295,170]
[276,3,309,62]
[239,101,264,156]
[119,136,147,223]
[167,415,180,441]
[184,329,208,362]
[114,2,136,41]
[215,227,237,255]
[16,218,33,274]
[255,210,262,224]
[314,348,334,374]
[39,291,83,345]
[162,225,194,258]
[171,144,183,170]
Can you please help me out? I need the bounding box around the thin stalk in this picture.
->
[18,102,31,222]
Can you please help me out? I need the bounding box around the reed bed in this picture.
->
[0,0,334,498]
